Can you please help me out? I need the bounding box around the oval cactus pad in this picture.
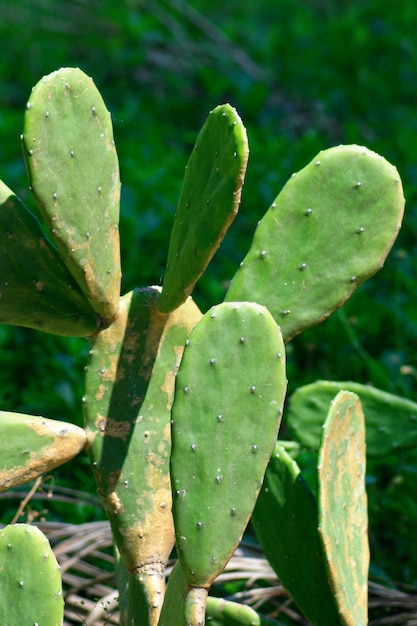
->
[318,391,369,626]
[170,301,287,588]
[159,104,249,313]
[226,145,404,341]
[0,412,86,492]
[22,67,121,323]
[0,524,63,625]
[286,379,417,457]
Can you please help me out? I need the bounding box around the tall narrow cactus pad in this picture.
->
[252,444,341,625]
[287,379,417,457]
[0,181,99,336]
[84,287,201,625]
[170,301,287,600]
[22,67,121,323]
[158,104,249,313]
[0,523,63,625]
[226,145,404,341]
[0,412,86,491]
[318,391,369,626]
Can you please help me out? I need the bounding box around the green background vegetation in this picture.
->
[1,0,417,602]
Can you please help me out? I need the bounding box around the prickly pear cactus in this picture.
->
[0,523,63,625]
[169,301,287,623]
[84,286,201,625]
[0,180,99,336]
[0,412,86,491]
[159,104,249,313]
[286,379,417,457]
[226,145,404,341]
[252,443,341,625]
[254,392,368,625]
[22,67,121,324]
[318,391,369,626]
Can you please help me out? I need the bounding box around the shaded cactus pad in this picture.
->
[0,181,99,336]
[252,443,341,625]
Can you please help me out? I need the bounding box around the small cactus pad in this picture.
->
[286,379,417,457]
[0,523,64,625]
[0,181,99,336]
[170,301,287,588]
[252,443,341,625]
[84,287,201,623]
[318,391,369,626]
[206,596,279,625]
[226,145,404,341]
[0,412,86,491]
[158,104,249,313]
[159,560,207,626]
[22,67,121,323]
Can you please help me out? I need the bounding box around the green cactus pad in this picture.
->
[206,596,280,625]
[159,560,207,626]
[84,286,201,624]
[318,391,369,626]
[226,145,404,341]
[170,301,287,588]
[158,104,249,313]
[0,181,99,336]
[22,67,121,323]
[0,523,63,625]
[0,412,86,492]
[252,443,341,625]
[286,379,417,457]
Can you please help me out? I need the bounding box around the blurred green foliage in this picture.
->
[1,0,417,597]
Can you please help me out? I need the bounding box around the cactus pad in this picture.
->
[252,443,341,625]
[226,145,404,341]
[22,67,121,323]
[0,412,86,491]
[0,523,63,625]
[0,181,99,336]
[159,104,249,313]
[206,596,280,625]
[159,560,207,626]
[286,379,417,457]
[318,391,369,625]
[170,301,287,589]
[84,286,201,624]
